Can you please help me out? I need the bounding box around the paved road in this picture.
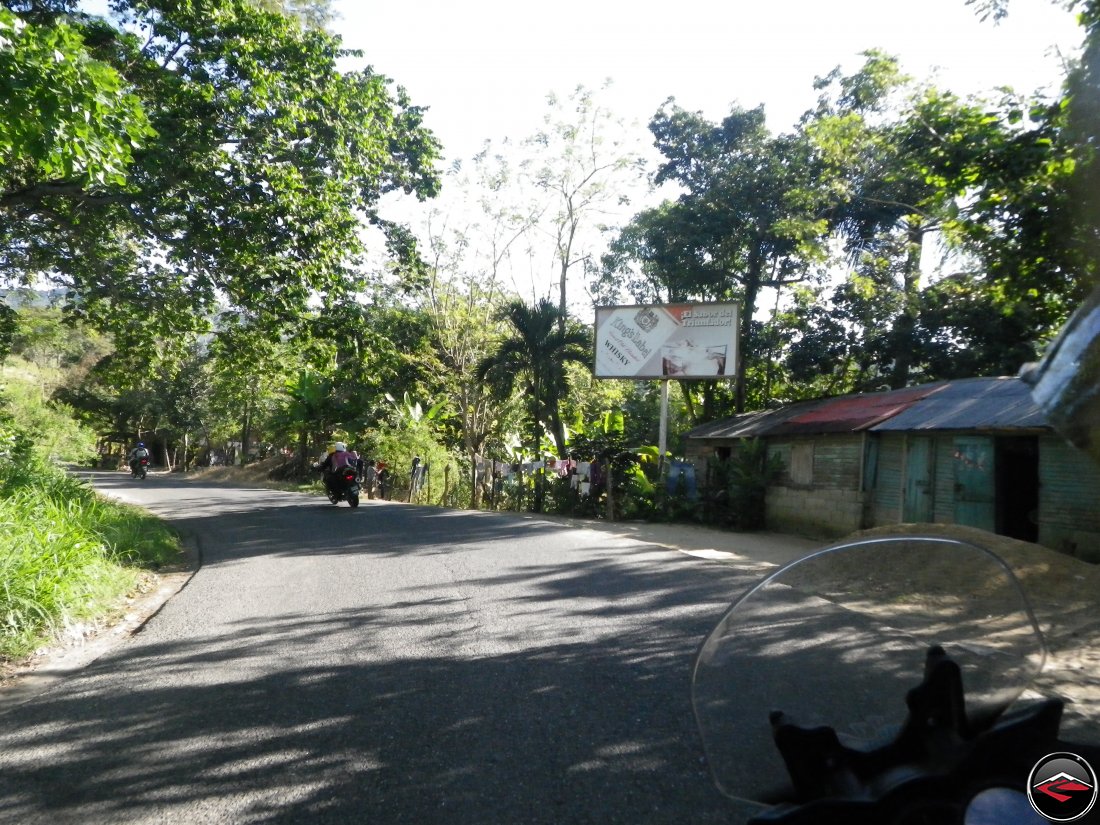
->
[0,471,775,824]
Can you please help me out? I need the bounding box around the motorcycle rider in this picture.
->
[128,441,150,474]
[314,442,357,497]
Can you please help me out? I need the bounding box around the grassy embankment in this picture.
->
[0,357,181,663]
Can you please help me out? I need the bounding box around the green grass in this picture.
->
[0,462,181,661]
[1,358,99,465]
[0,346,182,662]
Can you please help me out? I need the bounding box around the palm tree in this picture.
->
[477,298,591,511]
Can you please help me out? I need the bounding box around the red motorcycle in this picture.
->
[130,455,149,480]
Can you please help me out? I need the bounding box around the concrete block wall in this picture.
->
[1038,436,1100,562]
[762,435,866,538]
[766,485,866,538]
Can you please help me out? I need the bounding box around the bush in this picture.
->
[363,418,463,505]
[620,464,659,521]
[0,394,179,660]
[652,464,700,523]
[1,361,99,465]
[708,439,784,530]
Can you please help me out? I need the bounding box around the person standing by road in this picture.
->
[363,459,378,499]
[377,462,390,500]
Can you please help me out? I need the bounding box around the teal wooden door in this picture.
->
[904,437,934,522]
[953,436,996,531]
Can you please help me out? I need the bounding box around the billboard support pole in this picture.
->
[658,379,669,474]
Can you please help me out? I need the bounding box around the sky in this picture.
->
[72,0,1089,309]
[331,0,1084,163]
[329,0,1085,308]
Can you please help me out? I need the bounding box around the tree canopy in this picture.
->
[597,102,832,412]
[6,0,1100,507]
[1,0,440,349]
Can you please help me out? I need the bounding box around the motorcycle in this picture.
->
[692,535,1100,824]
[130,455,149,480]
[316,463,361,508]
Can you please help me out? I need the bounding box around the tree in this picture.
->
[520,84,647,330]
[802,52,950,388]
[802,50,1087,386]
[476,298,590,511]
[8,305,108,373]
[422,253,511,509]
[1052,0,1100,290]
[205,318,292,465]
[1,0,440,351]
[0,304,16,364]
[0,5,153,206]
[249,0,335,30]
[780,272,903,398]
[598,102,832,413]
[420,145,566,508]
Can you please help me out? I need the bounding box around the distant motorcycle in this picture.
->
[315,463,361,508]
[130,456,149,480]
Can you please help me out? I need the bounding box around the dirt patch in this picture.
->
[181,457,312,491]
[845,523,1100,738]
[845,523,1100,642]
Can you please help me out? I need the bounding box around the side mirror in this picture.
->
[1021,285,1100,466]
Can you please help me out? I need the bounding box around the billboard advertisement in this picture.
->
[594,303,739,380]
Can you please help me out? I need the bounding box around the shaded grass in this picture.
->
[0,464,181,660]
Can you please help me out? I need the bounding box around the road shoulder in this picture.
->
[0,536,200,705]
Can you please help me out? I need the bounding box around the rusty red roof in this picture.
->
[771,382,949,434]
[685,378,1050,442]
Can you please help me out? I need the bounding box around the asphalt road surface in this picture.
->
[0,471,769,824]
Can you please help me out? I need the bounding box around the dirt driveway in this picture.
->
[519,512,1100,737]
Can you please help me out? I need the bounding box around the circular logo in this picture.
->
[1027,752,1098,822]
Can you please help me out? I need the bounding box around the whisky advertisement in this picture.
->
[593,303,739,380]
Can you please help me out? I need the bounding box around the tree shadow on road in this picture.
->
[0,601,766,824]
[0,474,784,824]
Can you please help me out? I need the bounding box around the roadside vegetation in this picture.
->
[1,0,1100,656]
[4,1,1098,515]
[0,353,181,663]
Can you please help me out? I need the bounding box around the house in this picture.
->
[684,377,1100,562]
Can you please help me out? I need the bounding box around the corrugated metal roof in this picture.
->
[771,383,948,434]
[869,376,1047,431]
[684,377,1051,441]
[683,400,825,440]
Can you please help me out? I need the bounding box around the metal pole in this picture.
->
[658,379,669,472]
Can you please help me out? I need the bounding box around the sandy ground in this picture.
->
[530,514,1100,738]
[844,523,1100,741]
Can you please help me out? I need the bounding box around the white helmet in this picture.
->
[334,442,347,452]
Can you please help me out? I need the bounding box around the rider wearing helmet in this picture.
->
[314,442,360,495]
[128,441,150,474]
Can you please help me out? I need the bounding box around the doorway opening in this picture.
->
[996,437,1040,543]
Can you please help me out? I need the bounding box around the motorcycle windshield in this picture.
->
[691,536,1046,805]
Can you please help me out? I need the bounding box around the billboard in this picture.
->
[594,303,739,380]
